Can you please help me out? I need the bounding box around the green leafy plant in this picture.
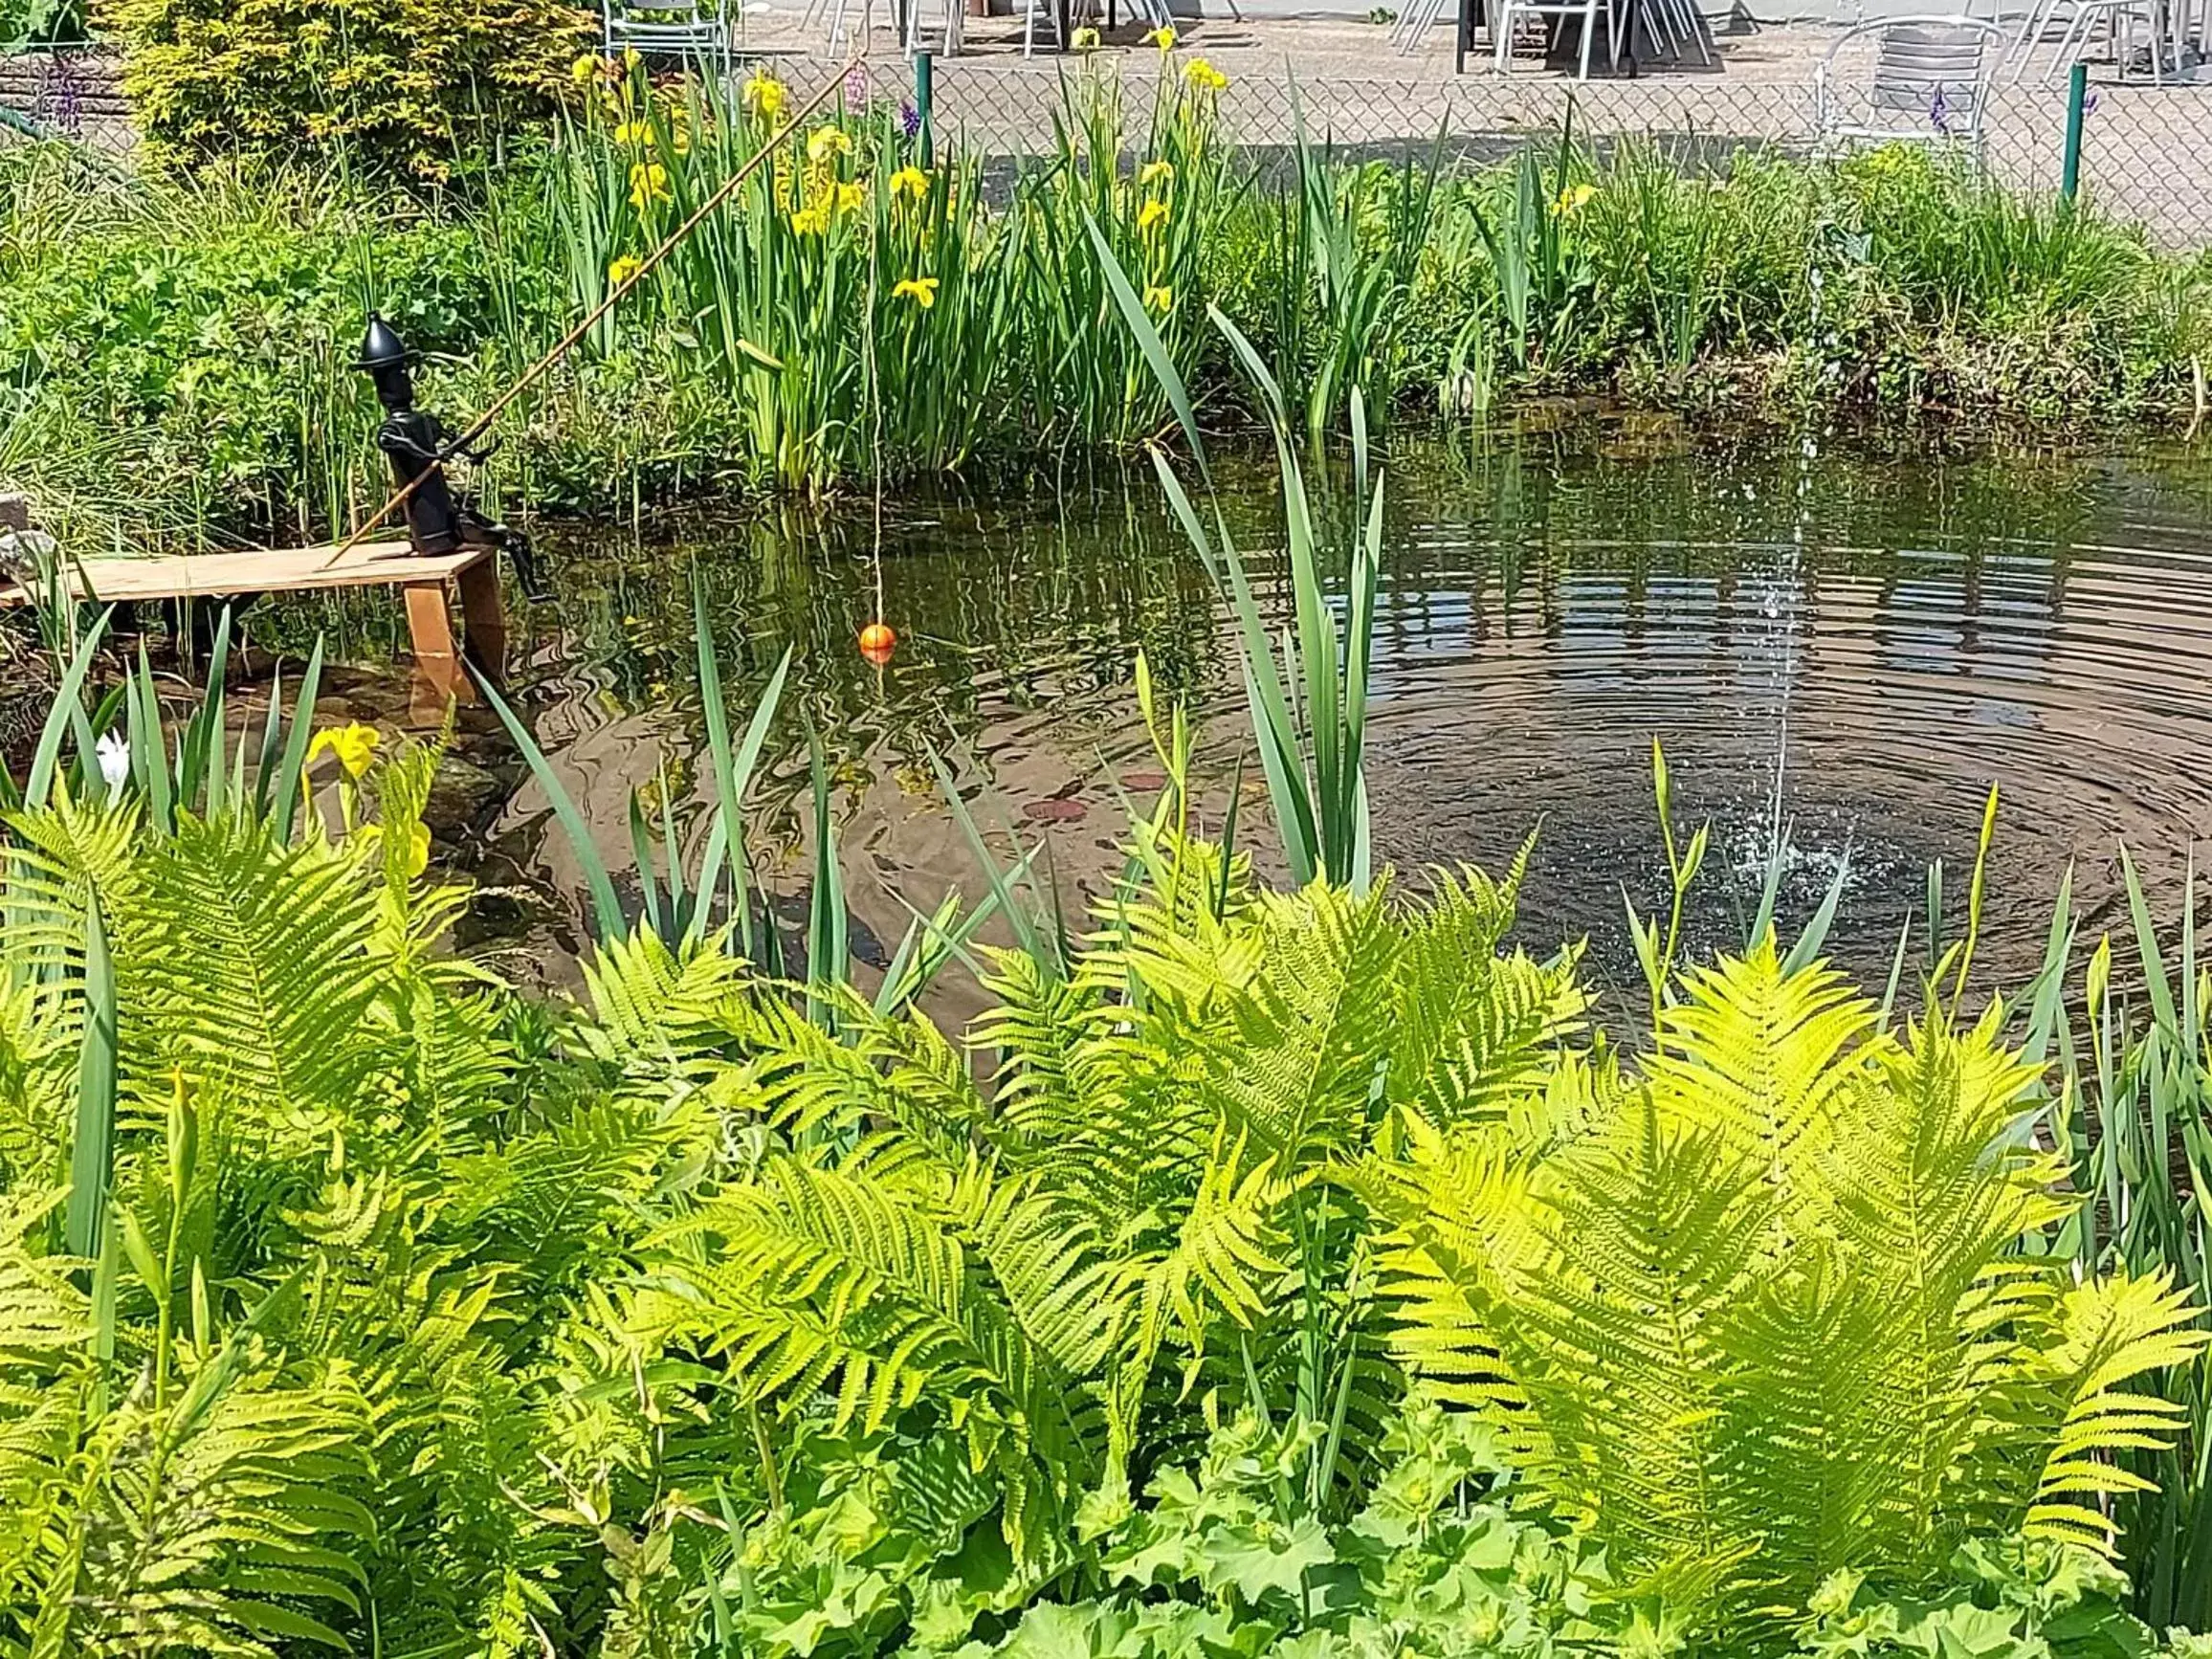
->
[1372,936,2208,1638]
[99,0,594,180]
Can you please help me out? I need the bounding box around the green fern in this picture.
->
[20,1355,374,1659]
[650,1142,1118,1562]
[1380,941,2209,1632]
[131,814,389,1127]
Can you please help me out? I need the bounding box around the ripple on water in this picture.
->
[429,431,2212,1009]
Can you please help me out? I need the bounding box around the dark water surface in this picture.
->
[302,415,2212,1007]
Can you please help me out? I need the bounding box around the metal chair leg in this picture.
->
[2040,3,2093,83]
[2006,0,2062,82]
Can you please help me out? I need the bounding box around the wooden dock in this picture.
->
[0,539,507,719]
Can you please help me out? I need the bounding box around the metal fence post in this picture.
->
[915,51,934,161]
[2061,61,2087,203]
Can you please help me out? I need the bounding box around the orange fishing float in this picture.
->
[858,621,896,664]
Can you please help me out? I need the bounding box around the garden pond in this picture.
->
[281,411,2212,1008]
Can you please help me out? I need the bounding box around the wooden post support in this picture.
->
[456,558,508,684]
[404,580,470,724]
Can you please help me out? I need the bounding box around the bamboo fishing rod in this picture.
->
[319,51,862,571]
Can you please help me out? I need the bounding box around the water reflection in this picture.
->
[287,418,2212,1008]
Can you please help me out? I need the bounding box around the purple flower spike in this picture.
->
[899,97,921,138]
[1930,82,1950,133]
[845,63,870,112]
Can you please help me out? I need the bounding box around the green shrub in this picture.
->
[98,0,595,179]
[0,163,520,545]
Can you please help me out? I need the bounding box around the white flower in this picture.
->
[95,730,129,794]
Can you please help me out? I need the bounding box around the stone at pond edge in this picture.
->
[425,752,510,838]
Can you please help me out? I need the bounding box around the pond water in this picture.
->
[303,411,2212,1010]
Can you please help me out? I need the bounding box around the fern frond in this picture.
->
[0,983,73,1192]
[648,1146,1112,1561]
[572,923,750,1074]
[1501,1104,1774,1589]
[1360,1117,1542,1421]
[2022,1270,2209,1556]
[0,796,145,983]
[131,813,388,1126]
[729,987,985,1158]
[1815,1006,2067,1541]
[1646,940,1875,1193]
[25,1360,373,1659]
[1384,858,1585,1139]
[1138,880,1400,1166]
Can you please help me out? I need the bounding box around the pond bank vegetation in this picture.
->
[0,325,2208,1658]
[4,54,2207,557]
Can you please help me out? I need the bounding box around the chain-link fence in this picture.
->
[915,53,2212,247]
[11,34,2212,246]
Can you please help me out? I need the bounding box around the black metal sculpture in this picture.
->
[356,315,541,593]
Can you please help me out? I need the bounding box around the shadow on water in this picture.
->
[260,414,2212,1018]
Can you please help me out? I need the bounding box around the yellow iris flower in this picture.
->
[1551,182,1596,218]
[890,165,930,202]
[790,202,831,234]
[744,72,788,122]
[836,180,866,214]
[1137,197,1170,234]
[1182,55,1228,90]
[807,125,854,164]
[1148,23,1176,50]
[629,161,671,209]
[1072,23,1099,46]
[893,276,940,308]
[308,722,380,781]
[1143,283,1172,313]
[608,254,644,286]
[1139,159,1174,187]
[571,53,600,82]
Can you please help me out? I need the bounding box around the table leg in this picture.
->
[1055,0,1068,48]
[457,558,509,685]
[405,581,471,724]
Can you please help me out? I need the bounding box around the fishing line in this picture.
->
[864,268,888,641]
[318,50,865,571]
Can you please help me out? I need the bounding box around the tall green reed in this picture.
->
[1017,59,1231,451]
[1265,112,1446,447]
[1094,218,1376,891]
[2036,855,2212,1630]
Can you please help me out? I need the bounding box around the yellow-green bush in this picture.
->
[99,0,594,179]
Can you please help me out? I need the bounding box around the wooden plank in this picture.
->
[0,540,491,607]
[404,580,470,720]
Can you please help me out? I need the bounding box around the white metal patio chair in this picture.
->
[604,0,736,64]
[1022,0,1062,56]
[817,0,881,53]
[1638,0,1713,65]
[1813,15,2003,153]
[2005,0,2177,84]
[897,0,962,55]
[1391,0,1453,55]
[1493,0,1623,80]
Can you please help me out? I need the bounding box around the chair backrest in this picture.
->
[1822,14,2002,132]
